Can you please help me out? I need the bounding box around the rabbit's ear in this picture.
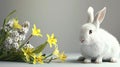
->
[94,7,106,25]
[87,6,94,23]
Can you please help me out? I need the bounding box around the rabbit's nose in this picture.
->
[80,39,85,43]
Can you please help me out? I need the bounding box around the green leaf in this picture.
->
[33,41,48,54]
[3,10,16,28]
[7,10,16,18]
[0,29,9,46]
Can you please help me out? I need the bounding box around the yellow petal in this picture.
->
[51,33,54,39]
[49,43,52,48]
[54,38,57,41]
[39,60,44,64]
[37,53,44,64]
[26,55,30,62]
[47,33,58,48]
[53,47,59,57]
[33,55,37,64]
[52,42,57,45]
[59,52,67,62]
[46,34,50,39]
[32,24,42,37]
[38,34,43,37]
[13,19,22,29]
[33,24,36,29]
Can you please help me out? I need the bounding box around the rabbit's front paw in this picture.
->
[95,57,102,63]
[84,58,91,63]
[110,58,117,63]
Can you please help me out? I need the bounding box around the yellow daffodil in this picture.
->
[32,24,42,37]
[13,19,22,29]
[47,33,57,48]
[33,55,37,64]
[22,48,35,62]
[53,47,59,57]
[58,52,67,62]
[33,53,44,64]
[36,55,44,64]
[53,47,67,62]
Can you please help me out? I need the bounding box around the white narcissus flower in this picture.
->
[22,21,30,28]
[6,20,14,27]
[4,20,14,31]
[11,31,19,37]
[12,43,19,49]
[24,44,34,48]
[19,21,30,35]
[6,37,13,44]
[9,30,13,34]
[21,27,29,34]
[20,21,30,34]
[10,31,19,42]
[4,40,12,49]
[13,36,20,42]
[4,26,10,32]
[4,37,13,49]
[19,35,26,41]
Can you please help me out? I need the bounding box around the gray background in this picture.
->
[0,0,120,53]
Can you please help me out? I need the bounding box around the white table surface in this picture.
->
[0,53,120,67]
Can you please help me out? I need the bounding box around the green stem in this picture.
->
[44,53,53,60]
[46,57,57,63]
[19,34,33,49]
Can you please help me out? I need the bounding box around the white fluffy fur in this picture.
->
[80,7,120,63]
[88,6,94,22]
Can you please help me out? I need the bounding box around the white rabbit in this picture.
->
[80,6,120,63]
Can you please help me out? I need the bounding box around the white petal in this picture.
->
[24,44,34,48]
[12,43,19,49]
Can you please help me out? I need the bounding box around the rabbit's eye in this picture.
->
[89,30,92,34]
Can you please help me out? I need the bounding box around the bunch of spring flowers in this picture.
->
[0,10,67,64]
